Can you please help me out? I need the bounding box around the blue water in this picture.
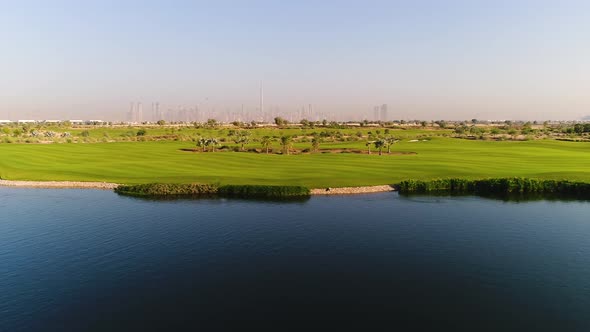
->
[1,188,589,331]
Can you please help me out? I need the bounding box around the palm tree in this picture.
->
[280,135,292,155]
[261,136,273,154]
[374,139,385,156]
[385,136,395,154]
[205,137,219,152]
[311,136,321,152]
[196,137,207,152]
[366,141,373,155]
[230,130,250,151]
[232,131,250,151]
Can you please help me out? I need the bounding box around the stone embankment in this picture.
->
[0,179,395,195]
[310,185,395,195]
[0,179,119,190]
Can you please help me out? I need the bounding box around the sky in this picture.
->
[1,0,589,121]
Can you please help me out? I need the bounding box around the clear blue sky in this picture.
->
[1,0,589,120]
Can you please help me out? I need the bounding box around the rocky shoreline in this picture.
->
[0,179,119,190]
[0,180,396,195]
[310,185,396,195]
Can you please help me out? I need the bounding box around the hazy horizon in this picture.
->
[2,0,589,121]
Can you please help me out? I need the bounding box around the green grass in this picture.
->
[1,138,590,188]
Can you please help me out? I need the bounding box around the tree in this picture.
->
[374,139,385,156]
[206,138,219,152]
[196,137,207,152]
[274,117,287,127]
[454,126,467,134]
[156,120,166,126]
[232,131,250,151]
[435,120,447,129]
[261,136,273,154]
[311,136,321,152]
[366,141,373,155]
[206,119,218,128]
[280,135,292,155]
[384,136,396,154]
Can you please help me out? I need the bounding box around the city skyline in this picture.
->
[2,1,590,121]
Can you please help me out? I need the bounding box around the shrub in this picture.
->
[115,183,218,197]
[397,178,590,197]
[115,183,311,199]
[218,185,310,198]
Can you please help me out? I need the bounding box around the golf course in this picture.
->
[1,128,589,188]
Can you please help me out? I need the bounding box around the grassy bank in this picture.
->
[115,183,311,198]
[1,138,590,187]
[398,178,590,197]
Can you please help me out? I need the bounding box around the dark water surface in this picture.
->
[1,188,589,331]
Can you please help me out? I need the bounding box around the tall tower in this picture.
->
[128,102,135,122]
[137,102,143,123]
[380,104,388,121]
[260,81,264,114]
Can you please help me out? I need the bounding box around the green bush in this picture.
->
[115,183,218,197]
[397,178,590,197]
[115,183,311,198]
[218,185,310,198]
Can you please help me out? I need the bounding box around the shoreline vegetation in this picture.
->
[398,178,590,198]
[114,183,311,198]
[3,178,590,199]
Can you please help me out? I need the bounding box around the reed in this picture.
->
[397,178,590,196]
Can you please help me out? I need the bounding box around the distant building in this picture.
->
[380,104,388,121]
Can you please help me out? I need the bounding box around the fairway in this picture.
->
[1,138,589,188]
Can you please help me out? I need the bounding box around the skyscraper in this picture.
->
[137,102,143,123]
[128,102,135,122]
[380,104,388,121]
[260,81,264,114]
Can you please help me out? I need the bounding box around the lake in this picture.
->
[1,188,589,331]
